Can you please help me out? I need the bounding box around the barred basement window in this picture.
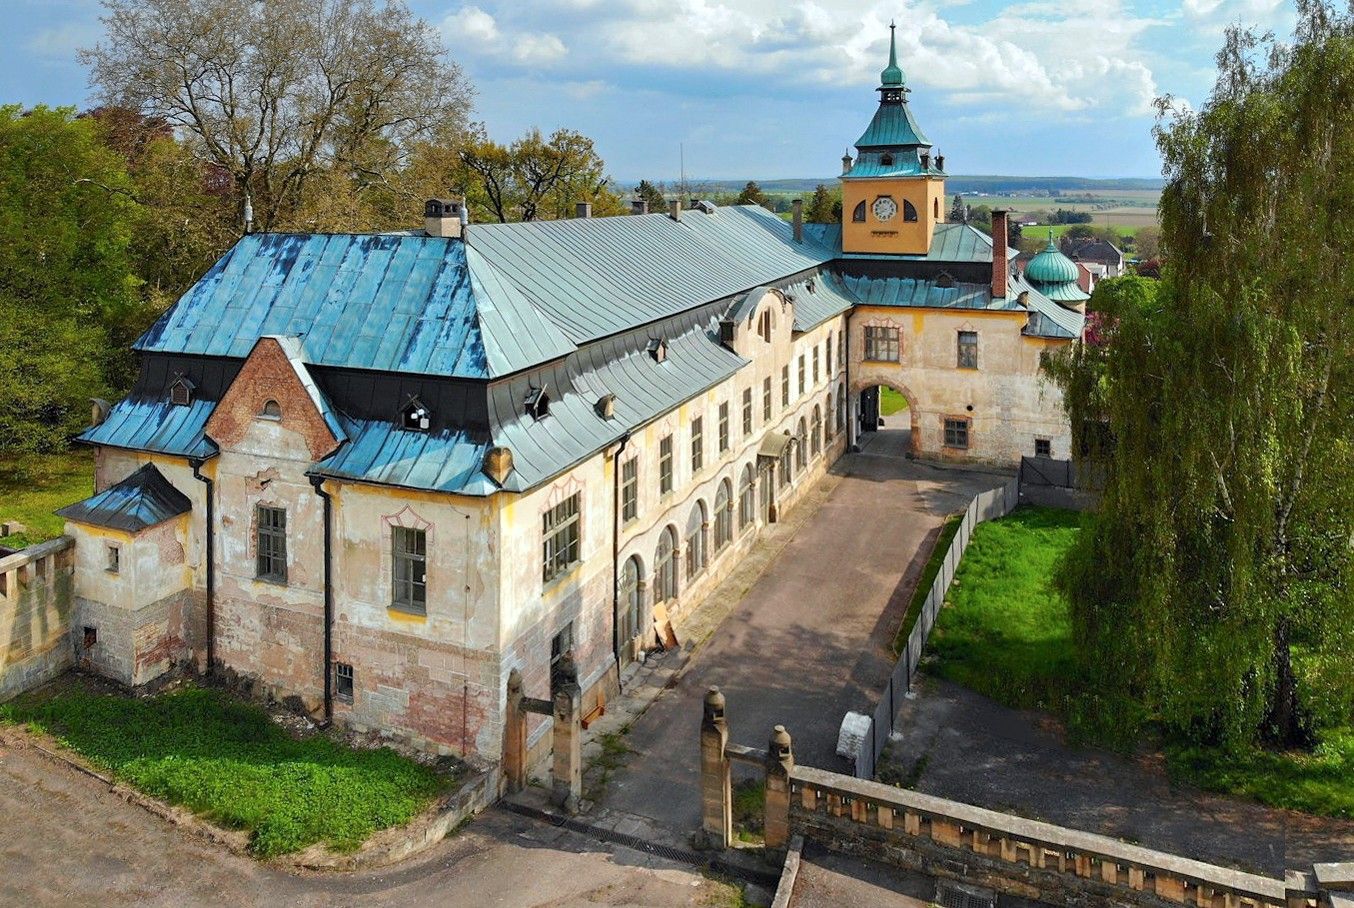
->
[690,416,703,473]
[542,493,582,584]
[718,402,730,453]
[742,388,753,435]
[621,457,638,522]
[944,418,970,450]
[659,435,674,495]
[335,663,354,703]
[762,377,772,422]
[391,527,427,614]
[255,505,287,583]
[957,331,979,369]
[864,326,900,362]
[1035,437,1052,458]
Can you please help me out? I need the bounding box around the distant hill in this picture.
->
[695,176,1162,195]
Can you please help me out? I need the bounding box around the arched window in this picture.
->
[852,200,866,223]
[779,444,791,488]
[260,399,282,420]
[836,385,846,432]
[685,502,707,580]
[824,393,834,440]
[739,464,756,530]
[654,526,678,605]
[903,200,918,222]
[811,406,822,456]
[795,418,807,472]
[713,479,733,550]
[934,198,940,220]
[618,555,643,663]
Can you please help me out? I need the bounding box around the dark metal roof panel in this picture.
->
[57,463,192,532]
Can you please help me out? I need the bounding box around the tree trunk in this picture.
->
[1265,617,1309,748]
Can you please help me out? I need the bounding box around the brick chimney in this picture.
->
[631,198,649,215]
[792,199,803,243]
[991,209,1010,298]
[575,201,592,219]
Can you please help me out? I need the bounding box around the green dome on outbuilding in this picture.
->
[1024,234,1089,303]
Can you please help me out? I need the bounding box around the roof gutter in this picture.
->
[309,475,334,726]
[189,458,215,672]
[611,431,632,689]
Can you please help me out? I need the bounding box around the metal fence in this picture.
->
[855,477,1019,780]
[1018,456,1106,492]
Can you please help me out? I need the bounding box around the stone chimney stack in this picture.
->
[841,150,854,175]
[424,198,465,239]
[991,209,1010,299]
[792,199,804,243]
[575,201,592,218]
[631,198,649,215]
[669,199,682,221]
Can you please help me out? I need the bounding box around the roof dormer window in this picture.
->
[880,153,893,167]
[647,337,667,363]
[525,386,550,419]
[401,397,431,432]
[169,376,195,407]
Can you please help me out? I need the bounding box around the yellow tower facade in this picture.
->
[840,24,946,256]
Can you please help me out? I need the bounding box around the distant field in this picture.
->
[961,189,1160,235]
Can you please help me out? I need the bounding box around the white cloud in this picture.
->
[441,4,569,66]
[514,33,568,64]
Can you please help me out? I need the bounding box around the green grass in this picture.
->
[927,506,1085,715]
[731,777,765,845]
[879,386,909,416]
[0,451,92,548]
[927,505,1354,819]
[0,686,451,856]
[892,512,962,655]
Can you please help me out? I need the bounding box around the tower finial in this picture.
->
[881,22,905,87]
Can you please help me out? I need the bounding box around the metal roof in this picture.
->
[135,234,573,380]
[1025,236,1081,285]
[842,275,1022,312]
[79,396,217,459]
[314,421,495,495]
[269,335,348,442]
[855,101,931,149]
[57,463,191,532]
[1009,273,1084,339]
[843,149,943,180]
[785,271,857,331]
[805,222,1011,265]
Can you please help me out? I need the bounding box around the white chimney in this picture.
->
[424,198,465,239]
[669,199,681,221]
[575,201,592,218]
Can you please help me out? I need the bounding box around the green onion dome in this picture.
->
[1025,236,1080,285]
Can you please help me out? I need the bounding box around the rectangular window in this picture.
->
[542,493,582,584]
[781,365,790,407]
[742,388,753,435]
[718,402,730,453]
[659,435,674,494]
[105,544,120,574]
[1035,437,1052,458]
[864,326,900,362]
[944,418,970,450]
[798,355,806,396]
[839,332,845,367]
[812,347,820,384]
[957,330,979,369]
[826,334,833,375]
[762,377,772,422]
[621,457,638,522]
[551,622,575,690]
[690,416,703,473]
[391,526,427,613]
[255,505,287,583]
[335,663,354,703]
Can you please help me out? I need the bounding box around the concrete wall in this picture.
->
[0,537,74,702]
[850,305,1071,464]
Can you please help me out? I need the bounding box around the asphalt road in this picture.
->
[598,449,1000,831]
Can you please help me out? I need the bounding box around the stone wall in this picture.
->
[0,538,75,702]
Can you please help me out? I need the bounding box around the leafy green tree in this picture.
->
[0,106,141,452]
[949,194,967,222]
[458,127,616,222]
[735,180,771,209]
[1047,2,1354,750]
[634,180,667,213]
[805,184,838,223]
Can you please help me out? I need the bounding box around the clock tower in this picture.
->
[840,23,946,256]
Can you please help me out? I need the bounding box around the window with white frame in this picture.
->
[798,355,806,397]
[826,334,833,375]
[864,326,900,362]
[659,435,674,494]
[542,493,582,584]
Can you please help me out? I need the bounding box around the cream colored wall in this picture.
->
[850,305,1072,463]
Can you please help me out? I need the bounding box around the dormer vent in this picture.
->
[401,397,431,431]
[647,337,667,363]
[483,446,514,486]
[525,385,550,419]
[169,376,195,407]
[595,393,616,420]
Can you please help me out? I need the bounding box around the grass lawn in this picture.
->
[926,505,1354,819]
[879,386,909,416]
[0,685,453,856]
[0,450,93,548]
[927,506,1083,715]
[892,512,961,655]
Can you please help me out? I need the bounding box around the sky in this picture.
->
[0,0,1296,182]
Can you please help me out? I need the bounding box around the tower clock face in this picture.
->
[872,196,898,221]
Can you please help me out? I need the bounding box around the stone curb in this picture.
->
[4,725,493,872]
[770,835,803,908]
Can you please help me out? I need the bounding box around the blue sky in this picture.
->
[1,0,1295,181]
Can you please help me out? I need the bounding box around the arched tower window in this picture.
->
[852,201,866,223]
[934,198,940,220]
[903,200,918,222]
[260,399,282,420]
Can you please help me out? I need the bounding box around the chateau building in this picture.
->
[56,28,1085,768]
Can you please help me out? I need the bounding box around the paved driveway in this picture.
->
[0,730,745,908]
[597,451,1001,831]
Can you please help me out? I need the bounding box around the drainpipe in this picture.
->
[309,474,334,725]
[611,432,632,689]
[189,458,215,672]
[844,317,855,452]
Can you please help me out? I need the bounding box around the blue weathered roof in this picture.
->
[315,421,496,496]
[57,463,191,532]
[136,234,573,380]
[79,396,217,459]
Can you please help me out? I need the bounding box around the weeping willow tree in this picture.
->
[1048,0,1354,751]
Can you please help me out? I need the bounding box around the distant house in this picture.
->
[1060,237,1125,277]
[1076,261,1106,294]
